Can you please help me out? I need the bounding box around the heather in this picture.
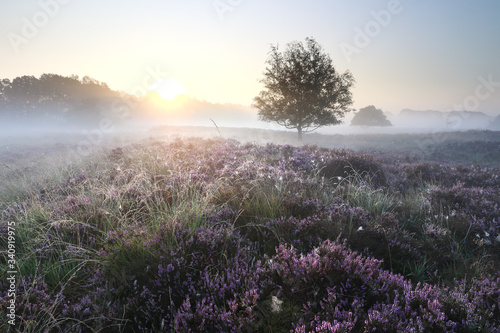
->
[1,136,499,332]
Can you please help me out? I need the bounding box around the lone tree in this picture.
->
[253,37,355,140]
[351,105,392,127]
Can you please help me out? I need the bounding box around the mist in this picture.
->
[1,73,500,161]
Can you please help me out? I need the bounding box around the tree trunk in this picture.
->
[297,126,303,141]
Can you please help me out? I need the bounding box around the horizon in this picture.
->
[1,1,499,117]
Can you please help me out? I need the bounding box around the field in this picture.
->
[1,128,499,332]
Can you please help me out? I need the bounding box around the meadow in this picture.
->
[1,129,499,332]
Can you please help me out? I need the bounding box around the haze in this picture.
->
[1,0,500,116]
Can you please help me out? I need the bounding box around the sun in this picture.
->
[155,78,185,100]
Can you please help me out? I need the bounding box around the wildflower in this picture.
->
[271,296,283,313]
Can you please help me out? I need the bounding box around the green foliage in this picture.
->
[253,37,355,140]
[351,105,392,127]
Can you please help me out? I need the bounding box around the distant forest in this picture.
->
[0,74,261,130]
[0,74,136,126]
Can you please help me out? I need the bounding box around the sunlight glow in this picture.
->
[147,90,189,114]
[154,78,185,101]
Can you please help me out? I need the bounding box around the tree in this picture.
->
[8,75,41,117]
[351,105,392,127]
[0,79,10,114]
[0,74,119,124]
[253,37,355,140]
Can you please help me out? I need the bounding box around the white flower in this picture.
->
[271,296,283,313]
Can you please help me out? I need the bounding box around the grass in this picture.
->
[335,171,396,215]
[1,132,499,332]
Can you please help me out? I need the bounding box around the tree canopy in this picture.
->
[0,74,121,125]
[253,37,355,140]
[351,105,392,127]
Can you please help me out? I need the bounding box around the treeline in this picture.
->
[0,74,136,126]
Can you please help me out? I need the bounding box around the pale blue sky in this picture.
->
[1,0,500,115]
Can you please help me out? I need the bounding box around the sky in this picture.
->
[1,0,500,116]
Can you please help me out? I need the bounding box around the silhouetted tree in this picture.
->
[7,75,41,117]
[0,79,10,114]
[0,74,118,124]
[351,105,392,127]
[253,37,355,140]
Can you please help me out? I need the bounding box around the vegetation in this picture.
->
[1,133,499,332]
[253,37,355,141]
[0,74,124,125]
[351,105,392,127]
